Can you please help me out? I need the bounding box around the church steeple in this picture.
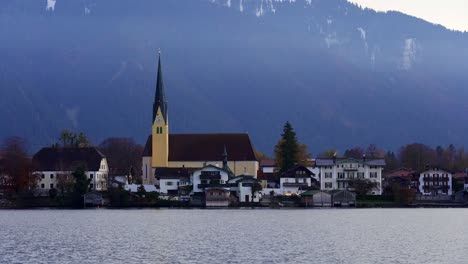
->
[222,145,234,178]
[153,50,168,124]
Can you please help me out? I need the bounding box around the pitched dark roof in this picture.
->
[153,54,168,124]
[280,165,315,178]
[32,147,105,171]
[155,167,198,179]
[143,134,257,162]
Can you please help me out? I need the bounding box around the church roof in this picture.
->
[153,53,168,124]
[33,147,105,171]
[143,133,257,162]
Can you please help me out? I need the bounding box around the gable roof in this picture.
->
[315,158,386,167]
[143,133,257,162]
[280,165,315,178]
[32,147,105,171]
[384,168,417,178]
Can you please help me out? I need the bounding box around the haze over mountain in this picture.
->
[1,0,468,155]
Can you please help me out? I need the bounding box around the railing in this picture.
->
[198,183,228,188]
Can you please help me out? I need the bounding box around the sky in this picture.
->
[348,0,468,32]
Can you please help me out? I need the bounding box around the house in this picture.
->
[452,171,468,191]
[228,175,261,203]
[301,190,332,207]
[383,168,419,192]
[280,165,318,196]
[315,156,385,195]
[205,188,230,207]
[192,165,230,194]
[329,190,356,207]
[418,167,452,195]
[155,167,196,197]
[141,53,258,185]
[32,147,109,193]
[259,159,275,173]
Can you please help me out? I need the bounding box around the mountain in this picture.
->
[1,0,468,155]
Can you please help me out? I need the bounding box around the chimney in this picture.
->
[333,152,337,164]
[363,154,366,163]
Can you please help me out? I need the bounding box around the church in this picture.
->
[141,53,259,185]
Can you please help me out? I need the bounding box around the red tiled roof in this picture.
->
[260,159,275,167]
[453,172,468,179]
[143,134,257,162]
[384,168,416,178]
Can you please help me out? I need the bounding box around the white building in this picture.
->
[279,165,318,196]
[32,147,109,193]
[228,175,261,202]
[192,165,230,194]
[315,157,385,195]
[419,167,452,195]
[154,167,194,199]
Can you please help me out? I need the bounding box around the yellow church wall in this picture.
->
[168,161,259,178]
[151,108,169,168]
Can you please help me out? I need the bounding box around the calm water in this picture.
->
[1,209,467,264]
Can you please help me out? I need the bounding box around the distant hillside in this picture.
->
[1,0,467,154]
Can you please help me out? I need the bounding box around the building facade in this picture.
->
[279,165,318,196]
[32,147,109,192]
[315,157,385,195]
[418,167,452,195]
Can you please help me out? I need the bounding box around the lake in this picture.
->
[0,209,467,263]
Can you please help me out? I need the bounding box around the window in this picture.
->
[50,183,54,189]
[370,172,377,178]
[41,183,45,189]
[338,172,344,179]
[90,184,94,188]
[166,181,173,186]
[50,174,54,179]
[41,174,45,179]
[325,182,332,188]
[90,174,93,179]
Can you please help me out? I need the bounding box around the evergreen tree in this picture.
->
[71,166,91,207]
[275,122,300,173]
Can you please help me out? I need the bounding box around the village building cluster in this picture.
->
[2,54,468,208]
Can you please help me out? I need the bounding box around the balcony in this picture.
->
[198,183,228,189]
[282,182,309,187]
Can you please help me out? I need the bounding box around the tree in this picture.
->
[1,137,39,193]
[274,122,310,173]
[56,173,75,198]
[349,178,378,198]
[365,144,384,159]
[344,147,364,159]
[384,151,400,171]
[254,149,270,160]
[319,148,338,159]
[399,143,436,171]
[71,166,91,207]
[58,129,90,148]
[251,181,263,202]
[98,138,143,182]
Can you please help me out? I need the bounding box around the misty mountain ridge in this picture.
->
[1,0,467,155]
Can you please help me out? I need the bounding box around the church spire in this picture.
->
[153,50,168,124]
[223,145,228,167]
